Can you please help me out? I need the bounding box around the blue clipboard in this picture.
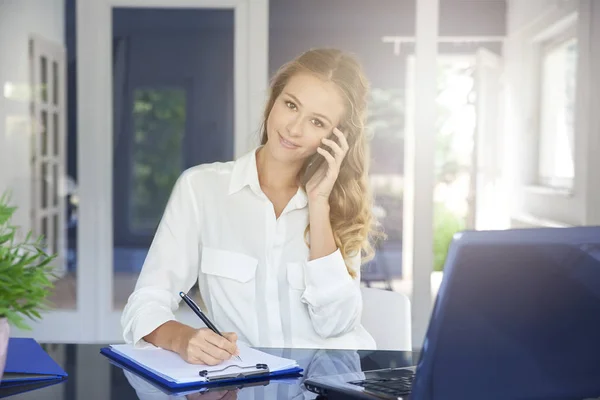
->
[1,338,68,386]
[100,346,303,391]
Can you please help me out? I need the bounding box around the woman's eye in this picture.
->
[285,101,297,110]
[312,119,324,128]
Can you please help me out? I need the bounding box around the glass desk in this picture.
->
[0,343,418,399]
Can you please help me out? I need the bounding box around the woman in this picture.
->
[121,48,382,366]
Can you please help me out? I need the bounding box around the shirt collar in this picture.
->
[293,185,308,209]
[228,146,309,210]
[228,146,263,196]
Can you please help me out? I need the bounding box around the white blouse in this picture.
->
[121,147,376,350]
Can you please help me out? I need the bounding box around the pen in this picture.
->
[179,291,242,362]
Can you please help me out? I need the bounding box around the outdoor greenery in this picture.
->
[367,88,405,140]
[366,88,405,244]
[130,88,186,233]
[368,65,473,272]
[0,193,56,330]
[435,62,474,185]
[433,201,466,272]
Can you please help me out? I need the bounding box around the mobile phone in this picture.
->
[300,127,343,185]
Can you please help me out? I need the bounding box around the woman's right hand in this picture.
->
[177,328,240,365]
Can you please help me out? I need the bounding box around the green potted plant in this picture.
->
[0,193,56,379]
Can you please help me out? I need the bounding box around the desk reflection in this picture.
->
[123,348,365,399]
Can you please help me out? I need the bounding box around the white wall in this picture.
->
[504,0,600,226]
[0,0,65,235]
[583,1,600,225]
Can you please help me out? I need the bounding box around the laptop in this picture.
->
[304,226,600,399]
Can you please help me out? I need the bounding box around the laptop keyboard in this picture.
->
[348,369,415,397]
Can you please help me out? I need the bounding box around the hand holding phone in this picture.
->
[303,127,349,202]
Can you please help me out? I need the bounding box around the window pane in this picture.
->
[538,38,577,189]
[53,214,59,255]
[365,88,405,292]
[53,61,59,106]
[54,112,59,156]
[433,60,473,274]
[40,56,48,103]
[41,217,48,249]
[41,162,48,209]
[53,164,58,206]
[41,110,48,156]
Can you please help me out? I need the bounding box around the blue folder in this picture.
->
[1,338,68,387]
[100,346,303,391]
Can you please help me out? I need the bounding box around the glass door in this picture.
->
[80,0,269,343]
[109,9,236,340]
[10,33,97,342]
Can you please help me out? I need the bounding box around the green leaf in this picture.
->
[0,191,56,329]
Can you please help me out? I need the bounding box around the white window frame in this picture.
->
[507,2,589,229]
[527,11,579,197]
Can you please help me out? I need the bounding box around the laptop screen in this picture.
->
[412,227,600,399]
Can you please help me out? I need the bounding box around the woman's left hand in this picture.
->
[306,127,349,204]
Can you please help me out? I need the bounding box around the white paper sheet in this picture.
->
[110,342,299,384]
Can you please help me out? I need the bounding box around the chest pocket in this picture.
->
[200,247,258,307]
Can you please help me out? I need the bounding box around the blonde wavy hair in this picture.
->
[260,48,384,278]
